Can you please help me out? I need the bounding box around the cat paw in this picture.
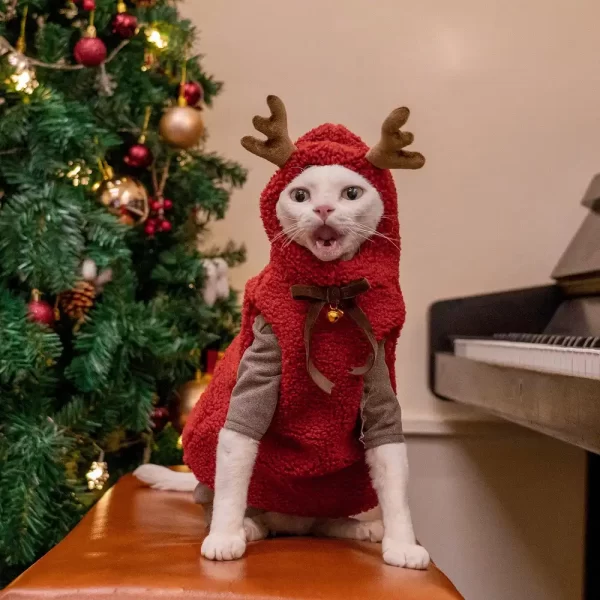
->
[311,518,384,542]
[382,538,430,570]
[201,533,246,561]
[352,519,384,542]
[243,517,269,542]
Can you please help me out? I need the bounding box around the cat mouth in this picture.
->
[312,225,341,248]
[308,226,346,260]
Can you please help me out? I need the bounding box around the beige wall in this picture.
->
[181,1,592,597]
[184,0,599,427]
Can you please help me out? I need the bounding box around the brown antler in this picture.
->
[240,95,296,167]
[366,107,425,170]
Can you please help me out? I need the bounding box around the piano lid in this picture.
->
[551,174,600,293]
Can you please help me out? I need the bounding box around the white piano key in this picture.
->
[452,338,600,380]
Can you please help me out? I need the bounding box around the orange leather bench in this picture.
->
[1,474,463,600]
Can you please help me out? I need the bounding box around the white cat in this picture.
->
[136,165,429,570]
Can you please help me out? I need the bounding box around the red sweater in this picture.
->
[183,124,406,517]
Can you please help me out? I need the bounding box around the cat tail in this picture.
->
[133,464,198,492]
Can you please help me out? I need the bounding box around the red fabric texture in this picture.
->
[183,124,406,517]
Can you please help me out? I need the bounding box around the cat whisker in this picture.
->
[283,227,304,248]
[349,224,400,252]
[273,222,302,245]
[284,234,301,248]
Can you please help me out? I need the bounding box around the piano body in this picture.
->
[429,175,600,600]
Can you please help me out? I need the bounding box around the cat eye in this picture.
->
[342,186,364,201]
[290,188,310,203]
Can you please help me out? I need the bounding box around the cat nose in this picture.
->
[313,205,335,221]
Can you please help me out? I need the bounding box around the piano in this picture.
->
[429,174,600,600]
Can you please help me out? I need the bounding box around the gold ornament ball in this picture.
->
[169,371,211,433]
[159,106,205,149]
[96,175,149,225]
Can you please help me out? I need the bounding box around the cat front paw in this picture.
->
[201,532,246,561]
[382,538,430,570]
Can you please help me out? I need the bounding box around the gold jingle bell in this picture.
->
[95,165,149,225]
[327,306,344,323]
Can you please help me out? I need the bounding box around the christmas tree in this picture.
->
[0,0,246,585]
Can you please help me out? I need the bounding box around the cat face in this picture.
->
[275,165,384,262]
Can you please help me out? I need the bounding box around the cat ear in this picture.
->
[366,107,425,170]
[241,95,296,167]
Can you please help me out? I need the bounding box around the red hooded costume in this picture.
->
[183,99,423,518]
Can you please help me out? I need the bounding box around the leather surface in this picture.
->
[2,475,463,599]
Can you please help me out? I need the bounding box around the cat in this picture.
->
[136,164,429,570]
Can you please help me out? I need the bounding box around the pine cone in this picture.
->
[59,281,96,320]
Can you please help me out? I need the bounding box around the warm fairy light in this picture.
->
[145,27,168,49]
[10,69,37,93]
[58,161,92,187]
[177,435,183,449]
[6,52,38,94]
[67,164,82,179]
[86,460,109,490]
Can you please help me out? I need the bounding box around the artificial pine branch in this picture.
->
[0,0,245,581]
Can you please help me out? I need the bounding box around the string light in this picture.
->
[6,52,38,95]
[58,160,93,187]
[145,27,168,50]
[0,6,37,95]
[86,452,109,490]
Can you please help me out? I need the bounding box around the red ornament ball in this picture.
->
[150,199,162,212]
[74,37,107,67]
[82,0,96,10]
[112,13,138,38]
[144,218,157,236]
[28,299,54,326]
[159,220,172,232]
[124,143,153,168]
[182,81,204,106]
[163,198,173,210]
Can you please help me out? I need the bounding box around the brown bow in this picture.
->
[290,278,378,394]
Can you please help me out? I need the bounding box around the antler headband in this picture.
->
[241,95,425,170]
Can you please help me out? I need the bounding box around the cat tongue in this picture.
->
[314,225,338,241]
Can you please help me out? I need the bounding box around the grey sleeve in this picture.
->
[223,314,281,441]
[360,340,405,449]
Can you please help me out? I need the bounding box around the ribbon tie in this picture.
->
[290,278,378,394]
